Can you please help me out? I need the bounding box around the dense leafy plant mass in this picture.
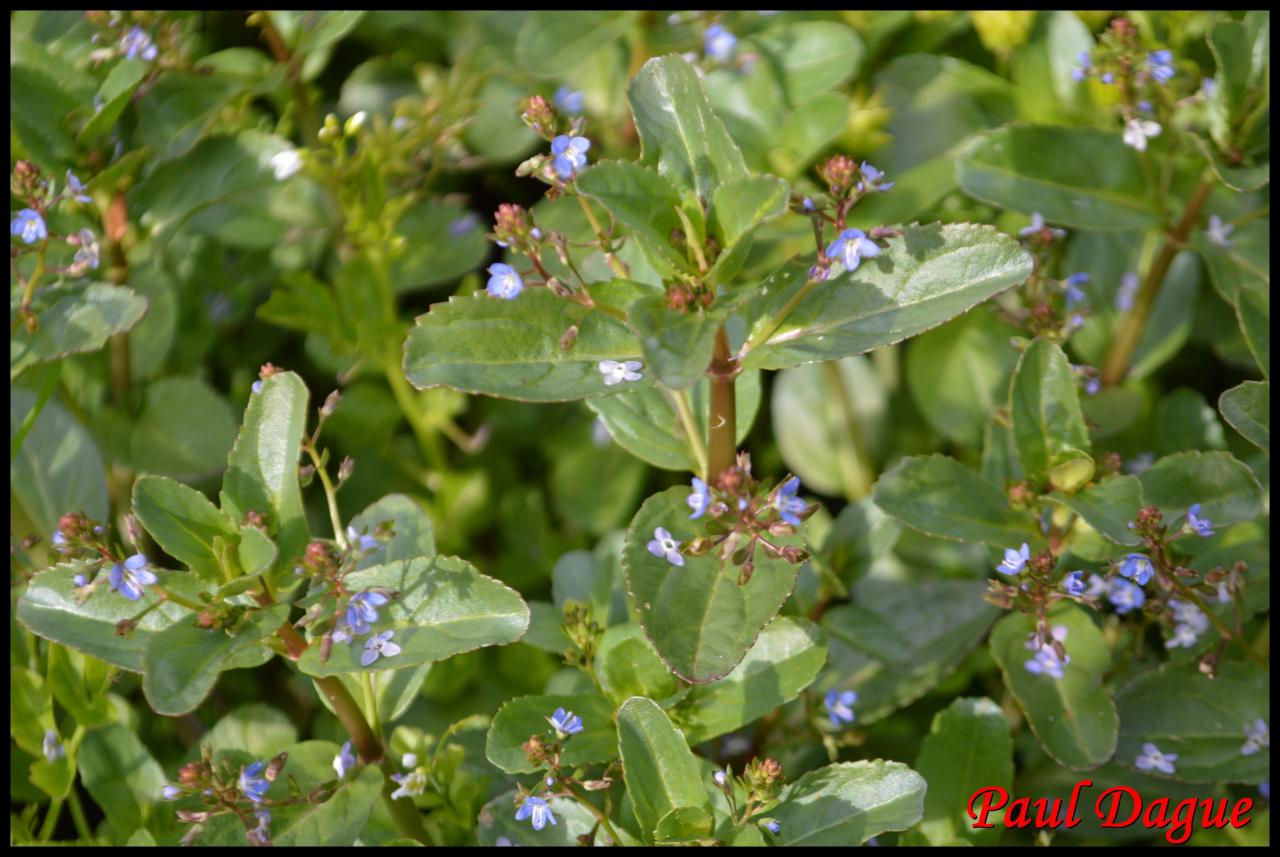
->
[10,9,1270,847]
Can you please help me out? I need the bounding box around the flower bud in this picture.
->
[520,95,557,138]
[320,389,342,419]
[337,456,355,484]
[522,734,548,765]
[818,154,856,196]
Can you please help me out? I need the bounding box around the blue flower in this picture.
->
[449,212,479,238]
[1148,50,1175,84]
[1134,742,1177,775]
[1063,273,1088,308]
[1100,72,1115,85]
[802,197,815,213]
[43,730,65,762]
[857,162,894,193]
[11,209,47,244]
[1018,212,1065,240]
[704,24,737,61]
[996,543,1030,576]
[252,806,271,841]
[1115,272,1140,311]
[1200,77,1218,98]
[108,553,156,601]
[1241,719,1269,756]
[824,689,857,727]
[1071,50,1090,82]
[239,761,270,803]
[824,228,881,273]
[1206,214,1235,249]
[1062,570,1087,597]
[516,795,557,831]
[73,573,89,587]
[251,380,264,395]
[547,707,584,736]
[333,741,356,778]
[774,476,806,526]
[553,85,584,116]
[1024,625,1070,679]
[345,525,380,554]
[1137,100,1153,114]
[1108,578,1145,615]
[121,26,158,62]
[390,768,427,799]
[52,529,69,553]
[1117,553,1153,586]
[346,590,389,635]
[486,263,524,300]
[687,477,712,519]
[72,228,100,271]
[65,171,92,203]
[713,771,727,786]
[764,820,781,834]
[550,135,591,180]
[361,630,401,666]
[598,359,643,386]
[1184,503,1215,537]
[162,784,183,800]
[647,527,684,567]
[1084,377,1101,395]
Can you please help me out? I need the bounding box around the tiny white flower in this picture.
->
[598,359,643,386]
[389,769,427,800]
[1206,214,1235,248]
[402,753,418,769]
[269,150,303,181]
[1122,118,1161,152]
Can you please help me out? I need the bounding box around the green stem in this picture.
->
[11,361,60,457]
[666,387,709,479]
[1101,172,1215,385]
[258,12,319,142]
[305,442,348,550]
[152,586,205,613]
[566,783,624,846]
[706,326,737,485]
[361,672,382,740]
[67,788,92,842]
[38,799,62,842]
[575,193,629,279]
[737,273,823,360]
[385,363,447,471]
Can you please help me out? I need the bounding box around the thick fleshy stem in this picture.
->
[1101,173,1215,385]
[707,325,738,485]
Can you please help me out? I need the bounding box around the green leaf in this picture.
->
[616,697,711,843]
[142,604,288,716]
[629,55,749,199]
[1220,380,1269,452]
[550,438,647,536]
[707,174,789,254]
[1208,20,1255,117]
[1047,475,1143,547]
[751,20,863,104]
[17,565,202,671]
[771,760,926,846]
[45,644,114,728]
[77,724,165,833]
[391,199,491,294]
[485,693,618,774]
[10,666,55,758]
[820,579,999,725]
[906,698,1013,846]
[627,297,719,390]
[740,223,1032,370]
[10,389,108,535]
[677,617,827,744]
[956,126,1161,230]
[989,603,1118,770]
[576,161,690,279]
[79,59,148,143]
[220,371,310,586]
[266,742,382,845]
[1137,450,1264,528]
[623,487,804,684]
[1155,388,1228,456]
[514,11,636,77]
[586,369,761,471]
[1115,661,1269,784]
[596,623,682,706]
[872,454,1038,547]
[203,702,298,756]
[132,475,238,583]
[10,283,149,379]
[478,790,613,846]
[1236,280,1270,378]
[772,356,885,499]
[348,493,436,568]
[905,308,1019,448]
[1010,338,1091,483]
[403,284,650,402]
[237,525,276,577]
[297,556,529,676]
[129,376,238,479]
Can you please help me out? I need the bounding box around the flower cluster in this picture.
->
[1024,625,1071,679]
[511,707,595,832]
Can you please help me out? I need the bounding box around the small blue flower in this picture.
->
[807,264,829,282]
[857,162,894,193]
[1206,214,1235,249]
[647,527,684,567]
[72,228,100,271]
[345,525,380,554]
[1108,577,1145,615]
[121,26,158,62]
[239,761,270,803]
[1063,273,1088,308]
[252,806,271,840]
[996,543,1030,576]
[687,477,712,519]
[1024,626,1070,678]
[1137,100,1153,114]
[1134,741,1177,775]
[1200,77,1218,98]
[486,263,524,300]
[1261,781,1270,801]
[516,795,557,831]
[1115,272,1140,311]
[43,730,65,762]
[333,740,356,778]
[65,171,92,203]
[774,476,806,526]
[73,573,89,587]
[1071,50,1090,82]
[1242,719,1269,756]
[1185,503,1214,537]
[1117,553,1153,586]
[1100,72,1115,85]
[162,784,183,800]
[547,707,584,736]
[824,228,881,273]
[1084,377,1101,396]
[824,689,857,727]
[361,630,401,666]
[713,771,727,786]
[1062,570,1087,597]
[251,380,264,395]
[704,24,737,61]
[52,529,69,553]
[764,820,781,834]
[801,197,815,213]
[550,135,591,180]
[1148,50,1175,84]
[108,553,156,601]
[449,212,479,239]
[1018,212,1065,240]
[346,590,389,635]
[11,209,47,244]
[553,85,584,116]
[598,359,643,386]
